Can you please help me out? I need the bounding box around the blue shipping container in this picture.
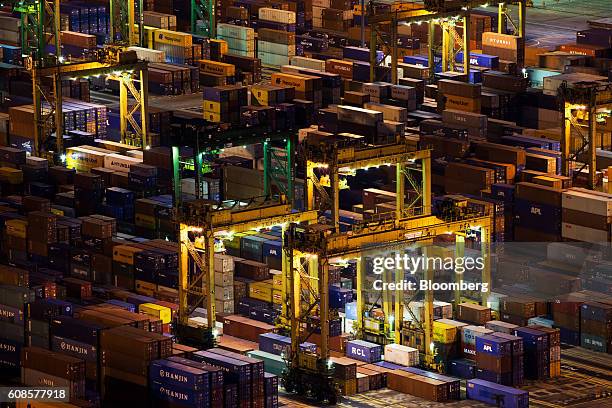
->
[449,359,476,379]
[514,199,561,232]
[105,299,136,313]
[455,52,499,69]
[150,380,209,407]
[259,333,317,357]
[49,316,101,345]
[51,335,97,362]
[343,46,384,64]
[467,379,529,408]
[514,327,548,351]
[0,337,21,376]
[475,334,512,357]
[346,340,382,363]
[491,184,515,203]
[150,359,210,390]
[329,285,352,309]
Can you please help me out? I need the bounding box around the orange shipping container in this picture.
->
[558,43,609,57]
[271,73,313,92]
[325,59,353,79]
[444,95,481,113]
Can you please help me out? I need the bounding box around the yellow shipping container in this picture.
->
[271,270,282,287]
[199,59,235,76]
[203,111,222,123]
[0,167,23,184]
[272,289,282,305]
[135,213,156,229]
[133,24,158,48]
[139,302,172,324]
[50,208,64,216]
[6,219,27,239]
[136,280,157,297]
[249,280,273,303]
[66,146,107,171]
[112,244,143,265]
[210,39,228,54]
[433,320,457,344]
[250,86,271,106]
[203,100,223,114]
[155,29,192,47]
[271,72,313,93]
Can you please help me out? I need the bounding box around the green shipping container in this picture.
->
[247,350,287,376]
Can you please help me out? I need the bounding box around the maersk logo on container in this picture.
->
[159,369,189,383]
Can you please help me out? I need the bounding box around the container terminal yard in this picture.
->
[0,0,610,407]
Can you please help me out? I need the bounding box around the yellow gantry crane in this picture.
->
[559,81,612,189]
[175,138,494,384]
[177,195,318,330]
[301,136,493,368]
[13,0,149,159]
[366,0,527,83]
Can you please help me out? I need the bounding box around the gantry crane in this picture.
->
[366,0,526,83]
[170,124,316,341]
[282,209,491,372]
[301,135,492,368]
[303,136,432,232]
[559,80,612,189]
[192,0,216,38]
[12,0,149,159]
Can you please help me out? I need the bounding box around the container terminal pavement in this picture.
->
[0,0,610,407]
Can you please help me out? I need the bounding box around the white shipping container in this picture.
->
[364,102,408,123]
[337,105,383,126]
[26,156,48,169]
[384,343,419,367]
[543,72,608,96]
[562,189,612,216]
[258,8,296,24]
[562,222,610,243]
[216,299,234,314]
[215,285,234,301]
[290,56,326,71]
[217,23,255,40]
[258,51,290,67]
[128,46,166,63]
[228,48,255,58]
[258,40,295,57]
[126,150,144,159]
[219,36,255,52]
[214,254,235,273]
[103,153,142,173]
[215,270,233,287]
[181,178,196,195]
